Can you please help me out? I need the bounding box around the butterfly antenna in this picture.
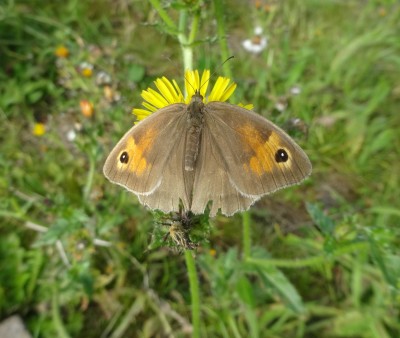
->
[198,55,235,93]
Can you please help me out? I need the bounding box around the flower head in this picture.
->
[80,100,94,117]
[96,71,112,86]
[79,62,94,77]
[66,129,77,142]
[55,45,69,58]
[133,70,251,121]
[242,26,268,54]
[33,122,46,136]
[290,86,301,96]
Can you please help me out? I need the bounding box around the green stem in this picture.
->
[246,241,370,268]
[178,10,193,72]
[213,0,232,78]
[188,9,200,45]
[178,7,199,337]
[242,211,251,260]
[52,286,71,338]
[174,4,200,335]
[149,0,177,32]
[83,154,95,200]
[185,250,200,338]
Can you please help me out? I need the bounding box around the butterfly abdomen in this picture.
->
[185,94,205,171]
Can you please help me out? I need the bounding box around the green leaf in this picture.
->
[306,203,335,236]
[127,64,146,83]
[244,249,305,314]
[236,275,255,307]
[236,276,259,338]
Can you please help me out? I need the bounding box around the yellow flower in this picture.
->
[133,69,252,121]
[209,248,217,257]
[82,68,93,77]
[103,85,114,101]
[33,123,46,136]
[55,45,69,58]
[80,100,94,117]
[254,0,262,9]
[378,7,387,17]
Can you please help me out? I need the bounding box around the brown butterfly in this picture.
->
[103,91,312,217]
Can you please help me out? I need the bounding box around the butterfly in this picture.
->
[103,90,312,217]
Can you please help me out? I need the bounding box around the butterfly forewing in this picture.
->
[103,104,188,197]
[203,101,312,198]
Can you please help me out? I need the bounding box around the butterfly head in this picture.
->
[189,90,205,112]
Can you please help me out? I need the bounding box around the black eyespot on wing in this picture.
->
[275,149,289,163]
[120,151,129,164]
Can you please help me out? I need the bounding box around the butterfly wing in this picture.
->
[190,125,255,216]
[103,103,193,212]
[138,131,195,213]
[191,102,311,216]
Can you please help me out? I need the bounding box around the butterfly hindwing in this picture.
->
[191,125,255,216]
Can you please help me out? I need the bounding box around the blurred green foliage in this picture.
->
[1,0,399,337]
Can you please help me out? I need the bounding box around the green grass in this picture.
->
[1,0,400,337]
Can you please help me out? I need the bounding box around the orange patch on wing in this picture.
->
[118,128,156,176]
[239,124,280,176]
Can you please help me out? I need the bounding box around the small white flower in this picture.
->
[275,101,287,112]
[242,26,268,54]
[79,61,93,71]
[96,71,112,86]
[254,26,263,35]
[290,86,301,95]
[316,115,337,128]
[66,129,76,142]
[76,242,86,251]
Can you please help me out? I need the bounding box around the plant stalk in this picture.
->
[185,250,201,338]
[242,211,251,260]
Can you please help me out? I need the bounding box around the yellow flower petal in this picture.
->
[185,70,200,102]
[132,69,244,120]
[208,78,222,101]
[142,101,158,112]
[141,88,169,109]
[165,77,184,102]
[172,79,184,101]
[154,77,179,104]
[238,103,254,110]
[164,77,183,102]
[219,82,237,102]
[133,108,152,121]
[214,79,236,102]
[200,70,210,98]
[208,77,231,101]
